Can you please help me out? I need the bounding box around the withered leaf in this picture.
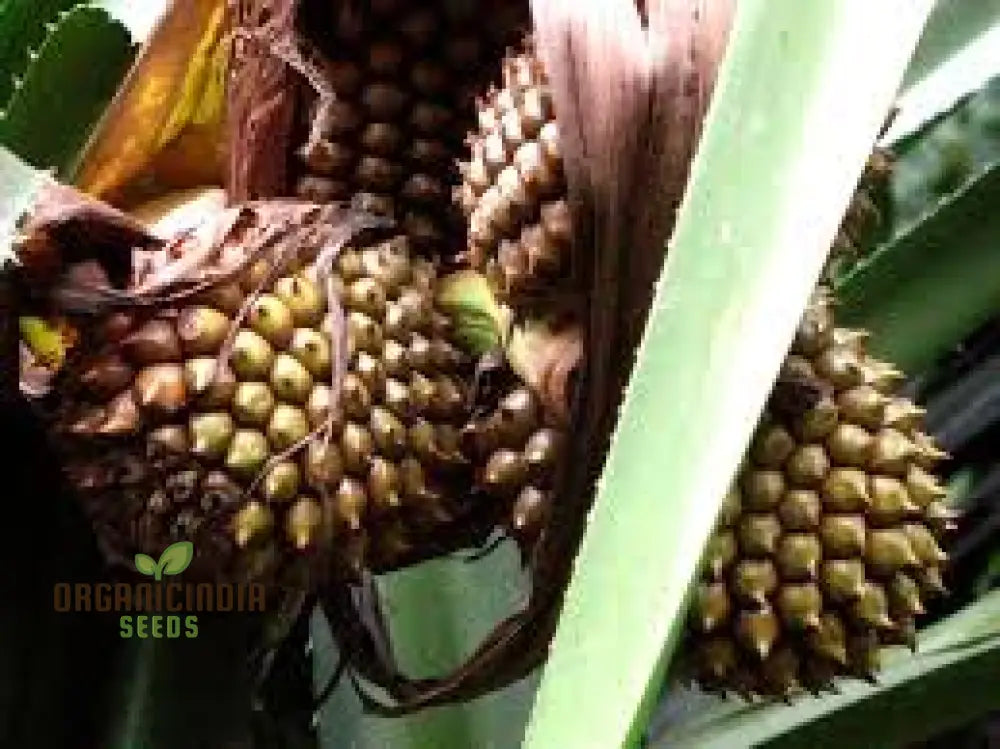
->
[74,0,230,202]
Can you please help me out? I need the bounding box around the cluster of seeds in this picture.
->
[456,38,571,297]
[688,291,952,697]
[293,0,529,257]
[460,385,565,548]
[56,233,498,576]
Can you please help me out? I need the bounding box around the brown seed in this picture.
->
[905,464,947,507]
[523,428,563,481]
[866,528,920,573]
[692,582,731,633]
[368,457,401,511]
[340,373,372,421]
[410,102,452,135]
[304,440,344,490]
[409,138,450,169]
[820,514,866,557]
[704,531,737,579]
[230,330,274,380]
[121,319,181,364]
[868,429,916,475]
[274,275,324,327]
[299,137,354,176]
[735,611,780,660]
[289,328,332,378]
[796,396,839,441]
[821,468,870,512]
[99,390,140,435]
[717,486,742,528]
[232,381,276,426]
[511,485,549,537]
[822,559,866,601]
[697,637,738,682]
[496,387,539,446]
[384,378,410,419]
[249,295,294,348]
[409,372,436,414]
[837,385,887,429]
[341,422,374,475]
[902,523,948,564]
[335,477,367,530]
[888,571,925,616]
[262,461,300,503]
[189,412,235,459]
[225,429,270,477]
[482,449,528,496]
[368,40,404,75]
[305,385,337,428]
[370,406,407,458]
[177,306,229,356]
[401,174,446,205]
[399,8,436,47]
[851,582,894,629]
[742,469,785,511]
[411,60,448,94]
[80,354,133,398]
[286,497,323,550]
[184,358,236,407]
[778,489,821,530]
[148,425,188,455]
[777,534,822,580]
[868,475,920,524]
[134,363,187,413]
[270,353,314,404]
[826,422,873,466]
[785,444,830,487]
[430,376,464,419]
[232,501,273,548]
[777,583,823,630]
[738,514,781,556]
[807,613,848,664]
[731,559,778,605]
[761,647,801,696]
[267,404,310,451]
[347,312,383,355]
[751,423,795,468]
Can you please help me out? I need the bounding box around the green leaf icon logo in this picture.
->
[133,542,194,580]
[134,553,157,577]
[158,541,194,578]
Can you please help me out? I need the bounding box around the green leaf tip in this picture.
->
[133,553,156,577]
[158,541,194,577]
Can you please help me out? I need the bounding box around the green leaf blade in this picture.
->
[521,2,935,747]
[133,553,157,577]
[157,541,193,577]
[651,591,1000,749]
[0,5,134,176]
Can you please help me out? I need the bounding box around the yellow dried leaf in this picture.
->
[74,0,229,202]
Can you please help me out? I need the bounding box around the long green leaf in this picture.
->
[522,2,935,747]
[0,5,133,176]
[651,590,1000,749]
[836,157,1000,373]
[315,544,538,749]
